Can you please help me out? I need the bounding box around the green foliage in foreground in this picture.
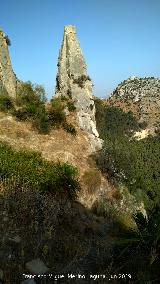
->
[112,209,160,282]
[0,142,80,199]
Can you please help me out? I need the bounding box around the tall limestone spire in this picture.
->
[0,29,17,97]
[55,25,103,151]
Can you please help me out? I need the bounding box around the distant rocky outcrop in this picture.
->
[54,25,103,151]
[0,29,18,98]
[108,76,160,127]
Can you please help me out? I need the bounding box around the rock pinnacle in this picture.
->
[54,25,103,151]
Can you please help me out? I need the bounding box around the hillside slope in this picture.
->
[0,110,112,209]
[106,76,160,131]
[0,110,120,284]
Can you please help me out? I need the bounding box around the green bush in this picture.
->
[0,142,80,199]
[67,101,76,112]
[49,98,66,126]
[56,94,76,112]
[4,35,11,46]
[61,95,68,102]
[14,82,77,135]
[48,98,77,134]
[34,84,47,103]
[0,87,14,112]
[14,82,52,133]
[111,208,160,283]
[92,196,116,218]
[16,82,47,111]
[32,112,51,134]
[14,103,45,121]
[63,122,76,135]
[73,75,91,88]
[12,107,29,121]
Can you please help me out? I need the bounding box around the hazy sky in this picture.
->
[1,0,160,99]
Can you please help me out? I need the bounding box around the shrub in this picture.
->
[92,196,116,218]
[34,84,47,103]
[111,208,160,283]
[73,75,91,88]
[14,82,51,133]
[67,101,76,112]
[49,98,66,126]
[56,75,60,91]
[0,142,80,199]
[32,112,51,134]
[13,107,29,121]
[4,35,11,46]
[62,122,76,135]
[57,94,76,112]
[90,104,94,111]
[82,169,101,194]
[15,83,76,135]
[0,87,14,112]
[16,81,45,107]
[61,95,68,102]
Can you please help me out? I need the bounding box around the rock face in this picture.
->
[0,29,17,97]
[55,25,103,151]
[108,76,160,127]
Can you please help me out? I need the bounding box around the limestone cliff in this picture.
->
[0,30,17,97]
[107,76,160,128]
[54,25,103,151]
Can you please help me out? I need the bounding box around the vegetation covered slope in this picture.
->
[0,82,117,283]
[0,79,160,283]
[95,99,160,209]
[94,98,160,283]
[106,76,160,129]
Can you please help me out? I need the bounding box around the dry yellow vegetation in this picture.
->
[0,111,113,209]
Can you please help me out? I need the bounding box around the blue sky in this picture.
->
[1,0,160,99]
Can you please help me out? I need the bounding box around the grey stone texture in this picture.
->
[111,76,160,124]
[25,258,49,275]
[0,30,17,97]
[55,25,103,151]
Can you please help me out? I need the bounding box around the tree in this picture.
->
[4,35,11,46]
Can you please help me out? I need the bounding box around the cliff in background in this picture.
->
[107,76,160,131]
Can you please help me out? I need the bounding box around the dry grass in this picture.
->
[0,111,114,210]
[82,169,101,194]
